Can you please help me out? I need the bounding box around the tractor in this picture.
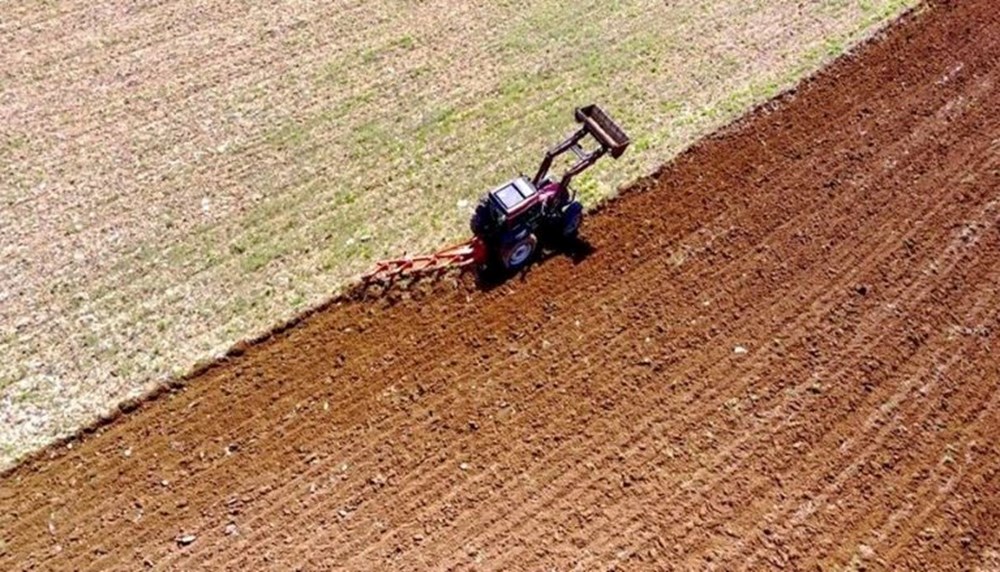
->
[363,104,630,283]
[469,104,630,271]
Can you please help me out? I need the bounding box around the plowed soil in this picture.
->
[3,1,1000,570]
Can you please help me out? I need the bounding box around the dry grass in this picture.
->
[0,0,917,468]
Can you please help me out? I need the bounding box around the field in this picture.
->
[3,1,999,569]
[0,0,916,467]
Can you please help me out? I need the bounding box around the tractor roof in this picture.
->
[491,177,538,213]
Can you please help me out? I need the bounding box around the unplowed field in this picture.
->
[3,1,999,570]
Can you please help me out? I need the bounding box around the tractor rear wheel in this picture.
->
[501,234,537,271]
[470,199,492,236]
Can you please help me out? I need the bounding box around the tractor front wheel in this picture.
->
[501,234,537,271]
[560,201,584,238]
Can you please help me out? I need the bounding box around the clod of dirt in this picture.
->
[733,346,749,355]
[858,544,875,559]
[176,534,196,547]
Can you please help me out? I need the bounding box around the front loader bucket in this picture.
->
[575,104,630,158]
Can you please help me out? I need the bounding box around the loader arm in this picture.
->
[532,104,630,189]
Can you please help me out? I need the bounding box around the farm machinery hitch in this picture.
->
[362,104,630,285]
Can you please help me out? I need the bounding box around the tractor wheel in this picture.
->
[470,199,491,236]
[501,234,537,271]
[561,201,584,238]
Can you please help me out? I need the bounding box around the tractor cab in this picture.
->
[472,176,543,238]
[490,177,542,222]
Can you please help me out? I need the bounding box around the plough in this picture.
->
[360,238,487,283]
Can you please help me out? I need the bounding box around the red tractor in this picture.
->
[363,104,630,283]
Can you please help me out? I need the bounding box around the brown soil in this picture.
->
[3,1,1000,570]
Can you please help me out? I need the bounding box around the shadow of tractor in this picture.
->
[474,235,597,292]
